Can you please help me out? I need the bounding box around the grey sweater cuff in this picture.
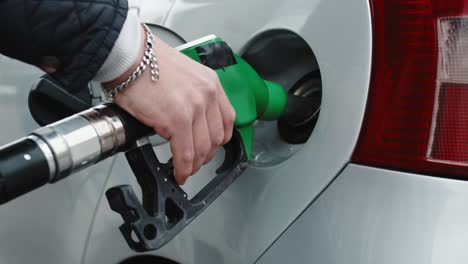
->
[93,11,142,83]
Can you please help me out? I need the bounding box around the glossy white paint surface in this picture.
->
[85,0,373,263]
[259,164,468,264]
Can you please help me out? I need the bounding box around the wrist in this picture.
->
[103,24,159,98]
[102,24,146,92]
[94,12,142,83]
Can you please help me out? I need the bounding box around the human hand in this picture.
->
[103,28,236,185]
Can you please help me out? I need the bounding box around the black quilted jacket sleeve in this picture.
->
[0,0,128,92]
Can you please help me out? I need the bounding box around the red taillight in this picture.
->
[353,0,468,177]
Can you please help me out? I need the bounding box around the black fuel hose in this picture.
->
[0,138,50,204]
[0,103,153,205]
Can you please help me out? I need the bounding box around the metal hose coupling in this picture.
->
[0,102,152,205]
[31,104,126,183]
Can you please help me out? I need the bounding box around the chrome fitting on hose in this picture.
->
[32,105,126,182]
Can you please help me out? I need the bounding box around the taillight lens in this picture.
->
[353,0,468,177]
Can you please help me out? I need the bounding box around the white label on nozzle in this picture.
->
[176,35,218,51]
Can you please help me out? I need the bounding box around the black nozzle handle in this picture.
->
[0,138,51,205]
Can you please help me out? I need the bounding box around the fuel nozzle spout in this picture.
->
[275,71,322,145]
[258,78,320,145]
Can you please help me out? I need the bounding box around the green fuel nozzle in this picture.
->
[179,36,288,160]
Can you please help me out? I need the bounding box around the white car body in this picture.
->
[1,0,467,263]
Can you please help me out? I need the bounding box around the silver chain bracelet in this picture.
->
[106,24,159,98]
